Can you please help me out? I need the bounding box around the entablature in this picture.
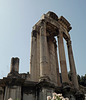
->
[33,11,71,40]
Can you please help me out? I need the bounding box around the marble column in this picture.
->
[57,30,69,83]
[55,43,61,86]
[30,29,37,81]
[67,39,79,89]
[40,20,50,81]
[49,38,57,84]
[36,30,40,81]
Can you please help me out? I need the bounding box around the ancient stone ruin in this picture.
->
[0,11,85,100]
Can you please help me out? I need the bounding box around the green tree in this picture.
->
[68,71,86,87]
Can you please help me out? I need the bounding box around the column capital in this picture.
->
[67,39,72,47]
[40,19,46,26]
[57,27,66,38]
[31,30,37,37]
[57,30,63,38]
[40,20,46,36]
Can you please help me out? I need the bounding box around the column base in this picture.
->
[39,75,50,82]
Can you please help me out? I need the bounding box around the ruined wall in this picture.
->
[4,86,21,100]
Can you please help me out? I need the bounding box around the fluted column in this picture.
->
[36,30,40,81]
[30,29,37,81]
[67,39,79,89]
[57,30,69,83]
[40,20,50,81]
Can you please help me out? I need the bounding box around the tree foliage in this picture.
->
[68,71,86,87]
[78,74,86,87]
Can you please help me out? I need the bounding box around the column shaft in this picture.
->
[30,30,37,81]
[57,31,69,83]
[67,40,79,89]
[36,31,40,81]
[40,21,50,81]
[49,39,57,84]
[55,44,61,86]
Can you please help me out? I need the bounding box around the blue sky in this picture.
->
[0,0,86,78]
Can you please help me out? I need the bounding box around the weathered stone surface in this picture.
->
[58,30,69,83]
[10,57,19,73]
[4,86,21,100]
[30,29,37,81]
[0,11,85,100]
[0,87,4,100]
[46,11,58,21]
[67,39,79,89]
